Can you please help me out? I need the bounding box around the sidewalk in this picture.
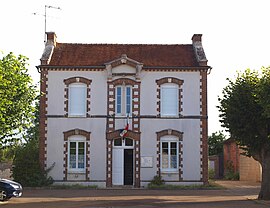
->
[214,180,270,207]
[2,180,270,207]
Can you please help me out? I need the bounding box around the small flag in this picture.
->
[120,115,129,138]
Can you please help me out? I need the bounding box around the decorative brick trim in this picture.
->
[200,70,208,184]
[156,129,183,139]
[38,66,209,73]
[111,78,138,86]
[63,129,91,181]
[107,78,141,132]
[156,129,183,180]
[134,140,140,187]
[156,77,184,116]
[39,69,48,170]
[63,129,91,140]
[64,77,92,85]
[156,77,184,86]
[63,77,92,117]
[106,130,141,141]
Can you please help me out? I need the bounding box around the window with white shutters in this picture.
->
[68,83,87,117]
[161,84,178,117]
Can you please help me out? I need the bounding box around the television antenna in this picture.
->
[33,5,61,43]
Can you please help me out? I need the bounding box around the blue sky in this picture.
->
[1,0,270,134]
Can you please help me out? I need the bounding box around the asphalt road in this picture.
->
[1,181,269,208]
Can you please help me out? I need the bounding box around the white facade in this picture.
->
[44,68,204,187]
[39,33,210,188]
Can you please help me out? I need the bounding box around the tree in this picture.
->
[218,67,270,200]
[12,101,54,186]
[208,131,227,156]
[0,52,37,145]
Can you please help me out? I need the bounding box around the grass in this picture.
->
[147,180,225,190]
[48,184,98,189]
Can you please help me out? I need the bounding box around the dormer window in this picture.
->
[105,54,143,80]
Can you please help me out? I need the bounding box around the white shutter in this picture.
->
[69,83,87,116]
[161,85,178,116]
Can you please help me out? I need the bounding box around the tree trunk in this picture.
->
[258,152,270,200]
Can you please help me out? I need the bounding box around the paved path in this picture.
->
[1,180,269,207]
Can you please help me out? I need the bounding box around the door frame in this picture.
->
[112,138,134,186]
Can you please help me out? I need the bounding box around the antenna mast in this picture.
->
[33,5,61,43]
[44,5,61,43]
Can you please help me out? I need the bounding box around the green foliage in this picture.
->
[224,160,239,180]
[208,131,227,156]
[0,52,37,145]
[218,68,270,159]
[208,168,215,179]
[0,145,17,162]
[50,184,98,189]
[218,68,270,199]
[148,175,165,187]
[148,182,222,190]
[12,138,54,187]
[12,102,53,187]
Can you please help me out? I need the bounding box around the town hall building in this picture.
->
[38,32,211,187]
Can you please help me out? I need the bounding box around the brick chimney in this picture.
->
[40,32,57,65]
[192,34,202,43]
[46,32,57,47]
[191,34,208,66]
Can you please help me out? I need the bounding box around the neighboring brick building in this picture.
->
[37,32,211,188]
[223,138,239,174]
[223,138,262,182]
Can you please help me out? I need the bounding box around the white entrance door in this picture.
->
[112,148,124,185]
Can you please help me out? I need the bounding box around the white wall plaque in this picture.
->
[141,156,153,168]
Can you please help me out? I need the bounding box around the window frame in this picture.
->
[160,137,179,173]
[68,83,87,117]
[68,136,86,173]
[115,85,132,116]
[160,83,179,117]
[113,138,134,148]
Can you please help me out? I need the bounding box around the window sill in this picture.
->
[68,115,87,118]
[160,170,178,174]
[67,170,86,174]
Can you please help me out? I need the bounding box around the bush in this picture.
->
[148,175,165,187]
[224,160,239,180]
[12,139,54,187]
[208,168,215,179]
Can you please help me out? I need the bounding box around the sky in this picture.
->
[1,0,270,135]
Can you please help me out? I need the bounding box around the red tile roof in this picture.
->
[48,43,200,67]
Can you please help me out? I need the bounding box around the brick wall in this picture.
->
[239,151,262,182]
[223,139,239,173]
